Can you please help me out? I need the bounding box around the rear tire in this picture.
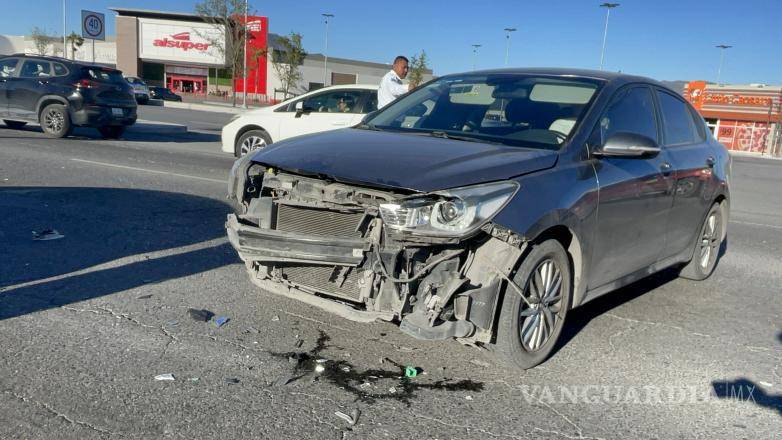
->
[494,239,573,370]
[39,104,72,138]
[679,202,725,281]
[235,129,272,157]
[3,120,27,129]
[98,126,126,139]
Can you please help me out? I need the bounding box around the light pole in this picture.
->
[715,44,732,85]
[62,0,67,58]
[504,28,516,66]
[322,13,334,87]
[599,3,619,70]
[242,0,249,108]
[472,44,482,71]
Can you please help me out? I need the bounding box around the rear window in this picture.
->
[53,63,68,76]
[84,68,125,83]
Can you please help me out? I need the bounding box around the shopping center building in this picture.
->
[684,81,782,156]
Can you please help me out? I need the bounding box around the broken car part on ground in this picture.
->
[225,69,730,369]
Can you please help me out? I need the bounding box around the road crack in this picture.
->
[3,389,121,437]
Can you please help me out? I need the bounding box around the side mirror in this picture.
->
[294,101,310,118]
[593,132,660,158]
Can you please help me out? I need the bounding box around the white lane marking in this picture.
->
[729,220,782,230]
[0,237,228,293]
[70,158,225,183]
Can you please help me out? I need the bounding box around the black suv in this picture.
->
[0,54,137,138]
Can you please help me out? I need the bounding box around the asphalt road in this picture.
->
[137,104,235,134]
[0,118,780,440]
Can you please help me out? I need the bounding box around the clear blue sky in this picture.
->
[3,0,780,84]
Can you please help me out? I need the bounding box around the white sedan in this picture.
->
[222,84,378,157]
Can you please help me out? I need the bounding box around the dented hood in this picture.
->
[251,128,558,192]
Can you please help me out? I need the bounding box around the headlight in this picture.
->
[227,152,255,198]
[379,181,519,237]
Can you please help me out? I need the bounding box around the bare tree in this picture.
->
[271,33,306,100]
[195,0,249,106]
[30,27,57,56]
[409,50,430,88]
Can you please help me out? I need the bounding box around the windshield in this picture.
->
[365,74,602,150]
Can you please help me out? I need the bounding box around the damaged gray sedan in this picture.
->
[226,69,730,369]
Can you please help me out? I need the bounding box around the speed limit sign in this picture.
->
[81,10,105,41]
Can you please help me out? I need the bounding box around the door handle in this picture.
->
[705,156,716,168]
[660,162,672,175]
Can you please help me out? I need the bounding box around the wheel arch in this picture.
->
[528,224,586,309]
[36,95,69,120]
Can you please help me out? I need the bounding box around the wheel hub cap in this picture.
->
[518,259,563,352]
[240,136,266,155]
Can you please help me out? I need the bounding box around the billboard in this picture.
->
[233,16,269,95]
[138,18,225,66]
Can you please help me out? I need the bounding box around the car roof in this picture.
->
[315,84,378,91]
[3,53,120,70]
[443,67,676,94]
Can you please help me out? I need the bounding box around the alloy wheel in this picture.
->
[699,212,720,269]
[44,110,64,133]
[518,259,564,352]
[240,135,266,156]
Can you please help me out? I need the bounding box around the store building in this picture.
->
[684,81,782,156]
[112,8,267,96]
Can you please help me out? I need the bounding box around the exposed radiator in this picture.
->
[281,264,362,301]
[275,204,364,238]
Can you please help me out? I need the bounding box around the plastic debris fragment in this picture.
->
[188,308,214,322]
[154,373,175,381]
[214,316,230,327]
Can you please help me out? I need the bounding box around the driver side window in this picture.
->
[301,89,364,114]
[597,86,658,145]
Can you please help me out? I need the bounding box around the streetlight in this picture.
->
[242,0,249,108]
[503,28,517,66]
[322,13,334,87]
[715,44,732,85]
[471,44,482,71]
[599,3,619,70]
[62,0,67,58]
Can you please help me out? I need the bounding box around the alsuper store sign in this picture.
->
[138,18,225,65]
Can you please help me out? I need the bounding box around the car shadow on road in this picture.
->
[0,186,237,321]
[711,378,782,417]
[0,125,221,143]
[553,267,682,355]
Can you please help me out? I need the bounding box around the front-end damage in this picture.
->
[226,162,527,344]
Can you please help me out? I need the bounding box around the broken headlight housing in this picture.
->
[379,181,519,238]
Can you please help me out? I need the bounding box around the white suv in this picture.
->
[125,76,150,104]
[221,84,378,157]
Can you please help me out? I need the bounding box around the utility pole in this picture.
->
[504,28,516,66]
[322,13,334,87]
[242,0,249,108]
[63,0,67,58]
[715,44,732,85]
[599,3,620,70]
[472,44,482,71]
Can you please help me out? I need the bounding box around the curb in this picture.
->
[129,119,187,134]
[162,100,246,114]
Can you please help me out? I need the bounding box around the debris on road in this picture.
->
[273,375,294,387]
[154,373,175,381]
[188,308,214,322]
[224,378,240,384]
[271,315,280,321]
[465,395,474,401]
[470,359,492,368]
[32,229,64,241]
[334,408,361,426]
[166,320,179,327]
[214,316,230,327]
[404,366,419,378]
[136,294,153,300]
[388,387,397,394]
[294,339,304,348]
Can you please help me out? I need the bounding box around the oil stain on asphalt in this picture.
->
[268,331,484,405]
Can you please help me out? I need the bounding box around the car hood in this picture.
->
[250,129,558,192]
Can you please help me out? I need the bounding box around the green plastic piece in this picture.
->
[404,366,418,378]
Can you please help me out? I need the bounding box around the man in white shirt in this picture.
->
[378,56,413,109]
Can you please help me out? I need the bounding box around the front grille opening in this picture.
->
[275,204,366,238]
[280,264,362,301]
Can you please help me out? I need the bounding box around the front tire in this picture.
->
[235,129,272,157]
[3,120,27,129]
[494,239,573,370]
[679,202,725,280]
[39,104,72,138]
[98,126,126,139]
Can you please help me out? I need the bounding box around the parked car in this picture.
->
[149,86,182,102]
[0,54,137,138]
[125,76,150,104]
[221,84,378,157]
[226,68,730,369]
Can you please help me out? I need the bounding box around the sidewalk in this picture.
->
[728,150,782,161]
[160,100,251,114]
